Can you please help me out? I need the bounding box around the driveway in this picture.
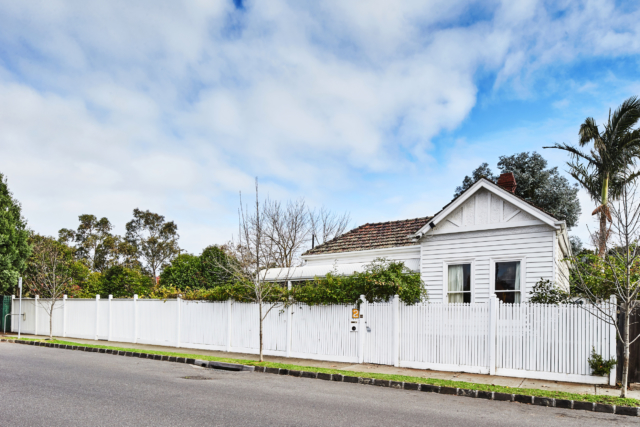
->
[0,344,631,426]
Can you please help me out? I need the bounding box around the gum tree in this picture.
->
[125,209,180,278]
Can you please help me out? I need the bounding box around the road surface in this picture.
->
[0,344,631,426]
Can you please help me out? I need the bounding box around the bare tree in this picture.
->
[263,198,311,268]
[569,174,640,397]
[262,201,351,268]
[215,180,292,361]
[24,235,75,340]
[309,206,351,246]
[208,182,351,360]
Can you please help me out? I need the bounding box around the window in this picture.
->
[495,261,521,303]
[448,264,471,303]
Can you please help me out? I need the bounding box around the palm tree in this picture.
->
[546,96,640,257]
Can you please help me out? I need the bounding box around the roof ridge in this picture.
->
[361,216,432,226]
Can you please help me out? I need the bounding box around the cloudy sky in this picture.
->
[1,0,639,253]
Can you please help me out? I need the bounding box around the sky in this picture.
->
[1,0,640,254]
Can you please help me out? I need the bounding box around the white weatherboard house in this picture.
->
[277,173,571,303]
[18,174,615,385]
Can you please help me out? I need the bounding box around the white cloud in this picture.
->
[0,0,638,251]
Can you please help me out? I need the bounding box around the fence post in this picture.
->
[11,295,14,333]
[34,295,39,336]
[108,295,113,342]
[610,295,617,386]
[62,295,67,338]
[489,295,498,375]
[95,295,100,340]
[286,281,292,358]
[226,299,232,352]
[392,295,400,367]
[176,296,182,348]
[358,294,366,364]
[133,294,138,344]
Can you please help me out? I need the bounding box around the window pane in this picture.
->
[448,264,471,292]
[447,292,471,303]
[462,264,470,292]
[448,293,463,303]
[495,261,520,291]
[496,291,521,304]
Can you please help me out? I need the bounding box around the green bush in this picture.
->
[159,254,204,290]
[99,265,154,298]
[159,245,237,290]
[528,279,570,304]
[588,347,617,376]
[291,259,426,305]
[200,245,236,288]
[152,259,427,306]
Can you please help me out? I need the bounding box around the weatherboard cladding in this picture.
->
[303,217,431,255]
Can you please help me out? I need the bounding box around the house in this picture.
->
[269,173,571,303]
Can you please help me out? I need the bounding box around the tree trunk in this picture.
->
[598,210,607,258]
[49,306,53,340]
[598,175,609,258]
[622,302,630,398]
[259,300,263,362]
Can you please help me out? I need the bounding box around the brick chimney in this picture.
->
[497,172,517,194]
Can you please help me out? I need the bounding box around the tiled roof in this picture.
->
[303,216,431,256]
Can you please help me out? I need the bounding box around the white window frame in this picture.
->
[443,259,475,303]
[490,256,527,303]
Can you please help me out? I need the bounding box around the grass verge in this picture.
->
[7,336,639,408]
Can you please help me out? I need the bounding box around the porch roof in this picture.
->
[263,262,369,282]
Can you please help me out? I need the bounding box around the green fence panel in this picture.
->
[1,296,11,333]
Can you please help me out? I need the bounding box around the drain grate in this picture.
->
[181,376,214,380]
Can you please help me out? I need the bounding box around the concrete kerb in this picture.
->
[2,338,639,417]
[253,361,638,418]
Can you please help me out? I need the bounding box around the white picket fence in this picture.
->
[11,295,617,385]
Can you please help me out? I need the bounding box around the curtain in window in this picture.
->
[448,265,464,303]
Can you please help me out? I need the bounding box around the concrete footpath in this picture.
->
[8,333,639,399]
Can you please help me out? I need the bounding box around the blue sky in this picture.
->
[0,0,639,252]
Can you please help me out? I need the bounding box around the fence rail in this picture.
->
[11,294,616,384]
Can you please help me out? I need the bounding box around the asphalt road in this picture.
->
[0,344,633,426]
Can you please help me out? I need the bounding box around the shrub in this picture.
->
[200,245,237,288]
[150,259,426,305]
[291,259,427,305]
[99,265,154,298]
[159,254,204,290]
[528,279,570,304]
[588,347,617,376]
[159,245,238,290]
